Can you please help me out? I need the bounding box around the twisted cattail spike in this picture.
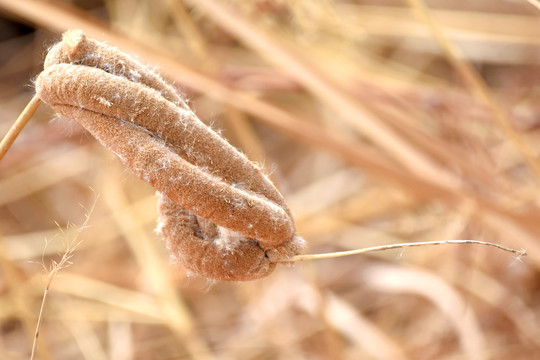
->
[35,30,305,281]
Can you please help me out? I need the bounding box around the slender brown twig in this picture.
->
[0,94,41,162]
[282,240,526,262]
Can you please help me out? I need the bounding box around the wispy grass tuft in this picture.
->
[30,196,98,360]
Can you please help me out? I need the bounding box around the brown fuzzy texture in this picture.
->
[35,30,305,281]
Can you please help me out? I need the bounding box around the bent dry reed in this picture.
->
[35,30,305,281]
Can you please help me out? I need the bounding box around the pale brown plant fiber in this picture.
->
[35,30,305,281]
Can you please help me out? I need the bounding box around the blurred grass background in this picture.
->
[0,0,539,359]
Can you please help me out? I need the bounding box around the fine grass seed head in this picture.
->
[35,30,305,281]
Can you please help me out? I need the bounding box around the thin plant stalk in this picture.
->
[0,94,41,162]
[30,276,52,360]
[284,240,526,262]
[30,199,96,360]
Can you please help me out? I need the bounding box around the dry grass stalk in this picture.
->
[31,199,96,360]
[35,30,305,281]
[0,94,41,161]
[283,239,526,262]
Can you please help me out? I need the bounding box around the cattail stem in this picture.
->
[283,240,526,262]
[0,94,41,162]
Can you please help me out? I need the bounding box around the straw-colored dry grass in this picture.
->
[0,0,539,359]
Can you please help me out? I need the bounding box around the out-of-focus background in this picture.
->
[0,0,539,359]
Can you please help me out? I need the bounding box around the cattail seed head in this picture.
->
[35,30,305,281]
